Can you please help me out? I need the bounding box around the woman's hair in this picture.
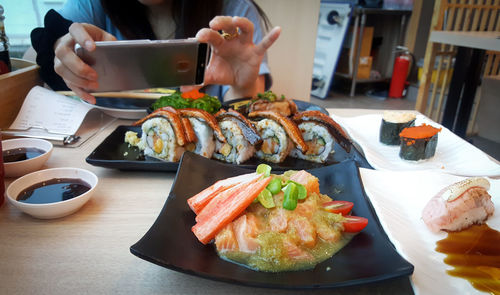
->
[100,0,271,40]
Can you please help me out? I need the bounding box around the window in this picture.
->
[3,0,66,57]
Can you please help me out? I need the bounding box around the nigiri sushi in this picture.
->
[422,177,495,233]
[247,110,307,163]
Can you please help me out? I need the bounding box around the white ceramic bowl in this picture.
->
[2,138,53,178]
[6,167,98,219]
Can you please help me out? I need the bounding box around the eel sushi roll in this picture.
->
[399,124,442,161]
[248,110,307,163]
[213,109,262,164]
[290,111,352,163]
[379,111,416,145]
[131,110,189,162]
[179,108,226,158]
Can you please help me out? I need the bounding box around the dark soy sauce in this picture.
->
[3,147,45,163]
[436,224,500,294]
[17,178,91,204]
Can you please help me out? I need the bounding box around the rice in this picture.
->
[188,117,216,158]
[140,117,184,162]
[254,119,292,163]
[213,120,255,164]
[290,122,334,163]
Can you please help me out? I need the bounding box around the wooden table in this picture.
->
[0,109,414,294]
[428,30,500,138]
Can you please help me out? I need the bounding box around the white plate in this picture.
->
[333,113,500,177]
[359,168,500,295]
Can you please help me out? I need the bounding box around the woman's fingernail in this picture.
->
[85,40,94,50]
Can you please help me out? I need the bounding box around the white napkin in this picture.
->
[359,168,500,295]
[333,113,500,177]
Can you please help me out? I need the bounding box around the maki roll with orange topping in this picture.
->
[399,124,442,161]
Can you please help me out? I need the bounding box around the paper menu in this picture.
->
[8,86,94,136]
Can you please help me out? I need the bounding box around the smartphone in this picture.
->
[75,39,210,92]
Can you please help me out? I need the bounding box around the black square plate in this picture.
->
[130,152,414,289]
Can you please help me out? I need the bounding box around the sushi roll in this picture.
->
[132,110,188,162]
[247,110,307,163]
[290,111,352,163]
[213,109,262,164]
[179,108,226,158]
[399,124,442,161]
[379,111,416,145]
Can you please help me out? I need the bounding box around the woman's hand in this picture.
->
[54,23,116,104]
[194,16,281,100]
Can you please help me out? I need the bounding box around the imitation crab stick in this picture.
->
[187,172,259,214]
[195,176,261,223]
[191,176,272,244]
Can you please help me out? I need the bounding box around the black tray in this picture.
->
[85,125,371,172]
[130,152,414,289]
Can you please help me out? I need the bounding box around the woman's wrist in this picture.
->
[223,75,265,101]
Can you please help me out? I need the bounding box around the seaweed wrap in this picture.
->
[131,110,188,162]
[213,109,262,164]
[399,124,442,161]
[291,111,352,163]
[248,111,307,163]
[379,111,416,145]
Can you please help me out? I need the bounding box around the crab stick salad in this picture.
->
[187,164,368,272]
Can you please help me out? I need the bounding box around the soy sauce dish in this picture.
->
[6,168,98,219]
[2,138,53,177]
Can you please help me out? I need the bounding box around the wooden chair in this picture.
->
[415,0,500,133]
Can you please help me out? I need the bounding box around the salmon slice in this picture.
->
[295,196,317,219]
[215,223,239,252]
[269,207,289,233]
[233,213,260,253]
[192,176,272,244]
[283,239,314,261]
[187,172,259,214]
[289,216,317,248]
[315,220,342,242]
[289,170,320,195]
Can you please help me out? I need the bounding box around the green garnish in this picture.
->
[266,177,282,195]
[151,91,221,114]
[283,182,298,210]
[256,164,272,177]
[257,188,275,208]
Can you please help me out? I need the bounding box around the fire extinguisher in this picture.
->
[389,46,413,98]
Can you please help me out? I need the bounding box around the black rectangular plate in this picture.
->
[86,125,371,172]
[130,152,413,289]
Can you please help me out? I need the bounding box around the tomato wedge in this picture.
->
[322,200,354,216]
[343,216,368,233]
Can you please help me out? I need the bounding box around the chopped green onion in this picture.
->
[283,183,298,210]
[256,164,272,177]
[266,177,282,195]
[257,188,275,208]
